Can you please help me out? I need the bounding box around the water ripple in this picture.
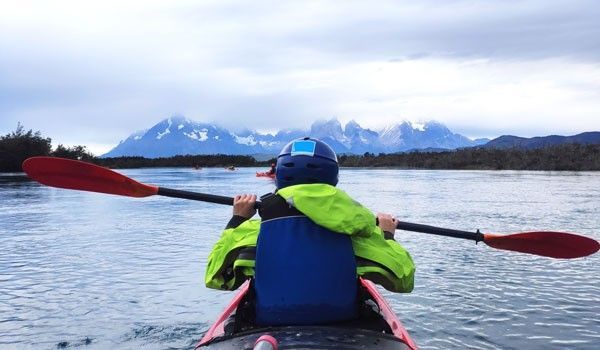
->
[1,168,598,349]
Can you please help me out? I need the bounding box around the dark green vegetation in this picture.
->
[0,124,94,172]
[339,144,600,171]
[1,124,599,172]
[94,155,259,169]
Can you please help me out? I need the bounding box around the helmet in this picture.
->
[275,137,338,189]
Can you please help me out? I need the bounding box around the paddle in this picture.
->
[22,156,234,205]
[395,221,598,259]
[22,156,599,259]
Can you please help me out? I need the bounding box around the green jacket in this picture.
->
[205,184,415,293]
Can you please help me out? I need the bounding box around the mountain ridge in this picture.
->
[483,132,600,150]
[101,116,485,158]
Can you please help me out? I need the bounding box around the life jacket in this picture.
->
[254,193,358,325]
[204,184,414,295]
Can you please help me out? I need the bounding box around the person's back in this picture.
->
[221,137,409,326]
[249,138,357,324]
[254,191,358,324]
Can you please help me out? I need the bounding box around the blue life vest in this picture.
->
[254,194,358,325]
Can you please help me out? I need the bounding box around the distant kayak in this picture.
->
[256,171,275,179]
[196,278,417,349]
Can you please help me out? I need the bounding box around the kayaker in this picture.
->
[267,163,276,175]
[206,137,414,326]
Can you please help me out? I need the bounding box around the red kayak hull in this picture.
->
[196,278,418,349]
[256,171,275,179]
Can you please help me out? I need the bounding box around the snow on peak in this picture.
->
[232,133,257,146]
[128,129,147,142]
[198,129,208,141]
[259,140,277,147]
[156,118,175,139]
[184,128,209,142]
[410,121,426,131]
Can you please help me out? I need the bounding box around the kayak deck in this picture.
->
[197,278,417,349]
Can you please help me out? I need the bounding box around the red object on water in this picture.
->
[256,171,275,179]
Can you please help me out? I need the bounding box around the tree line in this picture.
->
[1,124,599,172]
[338,144,600,171]
[93,154,261,169]
[0,123,95,172]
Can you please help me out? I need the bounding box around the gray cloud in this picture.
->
[175,0,600,68]
[0,0,599,154]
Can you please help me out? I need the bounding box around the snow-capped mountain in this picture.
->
[345,120,380,153]
[377,121,480,152]
[101,116,487,158]
[103,116,261,157]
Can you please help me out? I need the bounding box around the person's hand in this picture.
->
[377,213,398,236]
[233,194,257,218]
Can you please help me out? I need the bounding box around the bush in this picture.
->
[0,123,52,172]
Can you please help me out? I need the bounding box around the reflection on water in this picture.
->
[0,174,31,185]
[1,168,598,349]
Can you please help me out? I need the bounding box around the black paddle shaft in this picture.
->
[157,187,266,208]
[157,187,235,206]
[157,187,484,242]
[396,221,484,242]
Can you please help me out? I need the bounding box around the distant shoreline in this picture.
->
[3,124,599,172]
[2,143,599,173]
[90,143,599,171]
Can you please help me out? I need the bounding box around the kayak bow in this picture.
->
[196,278,417,349]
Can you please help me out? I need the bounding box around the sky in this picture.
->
[1,0,599,155]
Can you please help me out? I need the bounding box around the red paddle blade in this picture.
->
[22,157,158,198]
[484,232,600,259]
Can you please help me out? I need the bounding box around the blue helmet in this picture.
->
[275,137,339,189]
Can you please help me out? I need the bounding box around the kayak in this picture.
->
[196,278,418,349]
[256,171,275,179]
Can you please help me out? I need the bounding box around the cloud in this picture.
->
[0,0,599,155]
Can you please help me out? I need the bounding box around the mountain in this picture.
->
[308,119,381,153]
[103,116,261,157]
[377,121,487,152]
[484,132,600,150]
[102,116,487,158]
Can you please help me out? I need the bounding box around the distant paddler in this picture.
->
[256,163,276,178]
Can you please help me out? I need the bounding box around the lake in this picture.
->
[1,168,599,349]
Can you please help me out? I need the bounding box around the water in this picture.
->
[1,168,599,349]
